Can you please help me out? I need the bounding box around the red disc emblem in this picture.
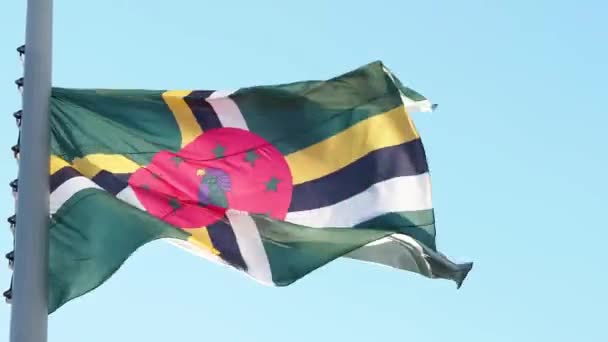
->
[128,128,293,229]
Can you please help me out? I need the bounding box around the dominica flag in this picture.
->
[48,61,472,313]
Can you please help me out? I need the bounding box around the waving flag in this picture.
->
[48,61,472,313]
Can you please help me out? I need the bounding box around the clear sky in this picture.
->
[1,1,607,341]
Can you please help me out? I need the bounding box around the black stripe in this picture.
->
[50,167,81,193]
[207,219,248,271]
[184,90,222,131]
[91,171,130,195]
[289,139,429,212]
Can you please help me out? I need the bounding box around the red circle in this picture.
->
[128,128,293,228]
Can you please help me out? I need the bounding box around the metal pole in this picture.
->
[10,0,52,341]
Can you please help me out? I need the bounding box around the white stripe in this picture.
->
[403,98,434,113]
[382,65,434,113]
[207,89,235,99]
[206,90,249,130]
[379,234,432,275]
[349,233,471,282]
[116,186,145,211]
[227,210,274,285]
[346,233,433,277]
[286,173,432,227]
[50,177,101,214]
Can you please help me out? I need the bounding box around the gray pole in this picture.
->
[10,0,53,341]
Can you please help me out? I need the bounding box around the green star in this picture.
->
[141,184,151,191]
[213,143,226,158]
[265,177,280,192]
[169,197,181,212]
[244,150,259,166]
[171,155,183,167]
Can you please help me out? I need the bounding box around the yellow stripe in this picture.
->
[71,154,141,178]
[50,155,70,175]
[162,90,202,147]
[286,105,419,185]
[186,227,220,255]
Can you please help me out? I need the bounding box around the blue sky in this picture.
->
[1,1,607,341]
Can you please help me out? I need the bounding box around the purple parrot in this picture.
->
[198,168,232,208]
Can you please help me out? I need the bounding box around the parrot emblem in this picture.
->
[198,167,231,208]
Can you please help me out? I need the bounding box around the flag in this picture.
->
[47,61,472,313]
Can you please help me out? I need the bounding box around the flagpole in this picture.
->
[10,0,53,341]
